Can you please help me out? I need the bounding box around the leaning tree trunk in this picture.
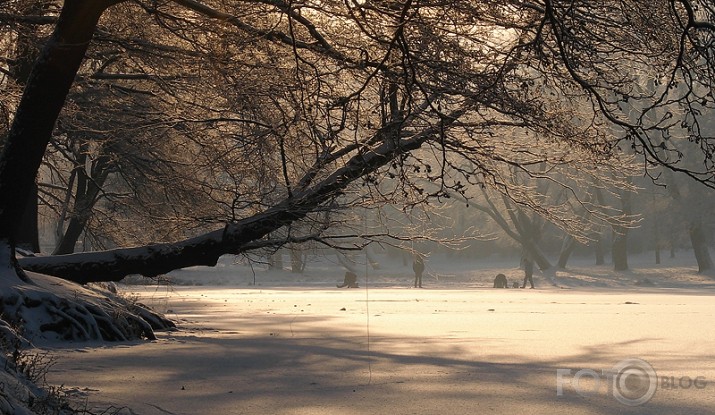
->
[19,111,466,283]
[0,0,121,280]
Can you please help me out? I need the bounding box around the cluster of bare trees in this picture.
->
[0,0,714,288]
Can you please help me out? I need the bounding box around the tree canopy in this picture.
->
[1,0,714,282]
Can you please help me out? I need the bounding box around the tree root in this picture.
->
[1,271,174,345]
[0,271,175,415]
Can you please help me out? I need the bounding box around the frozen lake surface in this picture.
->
[42,253,715,414]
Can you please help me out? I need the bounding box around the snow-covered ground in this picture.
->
[41,252,715,414]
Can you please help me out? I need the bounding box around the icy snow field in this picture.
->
[43,253,715,414]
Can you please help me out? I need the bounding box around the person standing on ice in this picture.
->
[413,253,425,288]
[521,254,535,289]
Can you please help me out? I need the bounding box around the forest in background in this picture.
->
[2,1,713,279]
[0,0,713,340]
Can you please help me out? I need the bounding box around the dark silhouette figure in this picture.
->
[493,273,509,288]
[413,254,425,288]
[337,271,359,288]
[521,256,535,289]
[512,281,520,288]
